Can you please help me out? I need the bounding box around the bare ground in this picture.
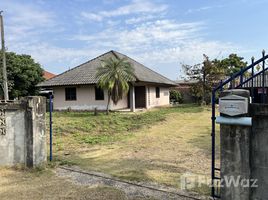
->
[56,166,209,200]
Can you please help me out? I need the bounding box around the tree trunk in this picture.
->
[106,92,111,115]
[202,68,206,105]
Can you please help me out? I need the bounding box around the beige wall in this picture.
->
[53,84,170,111]
[53,85,128,111]
[111,94,128,110]
[146,86,170,108]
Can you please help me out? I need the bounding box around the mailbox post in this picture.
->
[216,89,251,200]
[216,89,251,126]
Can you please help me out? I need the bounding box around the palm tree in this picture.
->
[96,56,135,114]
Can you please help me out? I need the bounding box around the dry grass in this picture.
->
[52,105,220,195]
[0,167,128,200]
[0,105,220,199]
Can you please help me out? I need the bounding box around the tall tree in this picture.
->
[217,54,247,76]
[182,54,248,104]
[182,55,225,104]
[0,51,44,99]
[96,57,135,114]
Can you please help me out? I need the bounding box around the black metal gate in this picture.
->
[211,50,268,199]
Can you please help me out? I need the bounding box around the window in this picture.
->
[156,87,160,98]
[164,91,169,96]
[95,86,104,100]
[65,87,76,101]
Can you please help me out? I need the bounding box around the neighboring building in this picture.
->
[173,80,198,103]
[38,50,176,111]
[43,70,56,80]
[40,70,57,98]
[241,73,268,103]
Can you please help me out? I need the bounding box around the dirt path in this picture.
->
[57,166,209,200]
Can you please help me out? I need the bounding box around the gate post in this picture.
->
[25,96,47,167]
[216,89,251,200]
[220,125,251,200]
[250,104,268,199]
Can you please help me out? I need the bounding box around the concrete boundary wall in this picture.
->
[220,103,268,200]
[0,96,46,167]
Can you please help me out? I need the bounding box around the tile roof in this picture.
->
[43,70,56,80]
[175,79,199,84]
[38,50,176,87]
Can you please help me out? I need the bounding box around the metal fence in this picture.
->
[211,51,268,199]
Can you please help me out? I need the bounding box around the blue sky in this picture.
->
[1,0,268,80]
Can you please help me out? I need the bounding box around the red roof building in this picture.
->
[43,70,56,80]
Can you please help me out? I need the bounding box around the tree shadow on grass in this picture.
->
[57,153,189,187]
[0,168,130,200]
[187,128,220,159]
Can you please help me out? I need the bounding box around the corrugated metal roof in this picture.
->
[38,50,176,87]
[242,74,268,88]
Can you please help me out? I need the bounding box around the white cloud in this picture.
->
[186,5,224,14]
[81,12,103,22]
[81,0,168,21]
[2,2,57,44]
[1,0,242,79]
[125,14,160,24]
[130,40,239,79]
[71,19,240,78]
[11,40,106,71]
[73,20,205,50]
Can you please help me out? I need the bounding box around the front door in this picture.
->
[135,86,146,108]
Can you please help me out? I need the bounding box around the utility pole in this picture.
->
[0,11,9,101]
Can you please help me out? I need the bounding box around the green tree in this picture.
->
[170,90,183,104]
[182,55,225,104]
[96,57,136,114]
[218,54,247,76]
[182,54,248,104]
[0,51,44,99]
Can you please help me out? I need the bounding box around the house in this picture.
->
[38,50,176,111]
[173,80,198,103]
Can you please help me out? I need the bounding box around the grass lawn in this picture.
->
[50,104,220,195]
[0,167,131,200]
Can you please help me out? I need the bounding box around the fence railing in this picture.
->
[211,50,268,199]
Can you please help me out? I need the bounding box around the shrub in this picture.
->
[170,90,183,104]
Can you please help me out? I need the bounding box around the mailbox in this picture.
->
[219,94,248,116]
[216,89,251,126]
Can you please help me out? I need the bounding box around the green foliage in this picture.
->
[0,51,44,99]
[183,55,225,104]
[51,104,203,145]
[218,54,247,76]
[190,83,203,103]
[96,57,136,113]
[182,53,247,104]
[170,90,183,103]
